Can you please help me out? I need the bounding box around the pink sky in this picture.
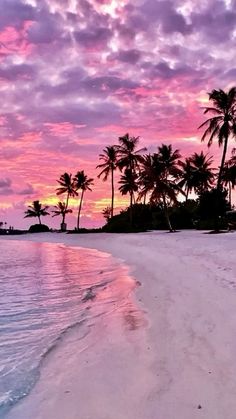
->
[1,0,236,229]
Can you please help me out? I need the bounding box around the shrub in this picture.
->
[29,224,50,233]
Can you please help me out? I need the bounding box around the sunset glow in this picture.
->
[1,0,236,229]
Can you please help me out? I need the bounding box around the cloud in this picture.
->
[18,183,36,195]
[0,0,35,30]
[1,0,236,228]
[74,27,112,49]
[0,177,13,196]
[0,63,36,81]
[0,178,11,188]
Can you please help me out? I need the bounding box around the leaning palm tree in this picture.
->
[73,171,94,229]
[97,146,117,217]
[119,168,139,224]
[51,202,73,230]
[56,173,77,229]
[24,200,49,225]
[199,87,236,190]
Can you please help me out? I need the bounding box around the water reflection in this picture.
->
[0,240,145,415]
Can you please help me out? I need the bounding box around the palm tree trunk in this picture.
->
[65,192,69,210]
[214,136,228,232]
[162,194,173,232]
[77,190,84,230]
[130,192,133,225]
[186,187,189,202]
[111,167,114,218]
[143,193,147,205]
[38,215,41,225]
[229,181,232,209]
[217,136,228,190]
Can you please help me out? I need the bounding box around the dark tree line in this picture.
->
[24,88,236,232]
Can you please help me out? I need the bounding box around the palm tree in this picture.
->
[116,133,146,172]
[178,158,196,201]
[189,151,215,195]
[51,202,73,228]
[24,200,49,225]
[138,154,153,204]
[222,154,236,208]
[102,206,112,223]
[118,168,139,224]
[139,145,183,232]
[56,173,77,229]
[73,171,94,230]
[199,87,236,190]
[97,146,117,217]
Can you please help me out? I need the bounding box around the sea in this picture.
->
[0,239,137,418]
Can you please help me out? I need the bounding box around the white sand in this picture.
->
[4,230,236,419]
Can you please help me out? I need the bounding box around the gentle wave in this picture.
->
[0,240,135,417]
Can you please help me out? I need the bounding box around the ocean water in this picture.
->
[0,239,137,417]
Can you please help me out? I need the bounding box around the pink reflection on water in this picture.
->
[21,241,146,332]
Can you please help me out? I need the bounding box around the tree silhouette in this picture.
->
[24,200,49,225]
[73,171,94,229]
[199,87,236,190]
[119,168,139,225]
[51,202,73,227]
[189,151,215,195]
[56,173,77,228]
[222,154,236,208]
[117,133,146,172]
[97,146,117,217]
[102,206,112,223]
[178,158,196,201]
[139,145,183,232]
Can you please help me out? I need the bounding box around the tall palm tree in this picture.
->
[189,151,215,195]
[138,154,153,204]
[51,202,73,229]
[73,171,94,230]
[97,146,117,217]
[56,173,77,229]
[118,168,139,224]
[24,200,49,225]
[139,145,183,232]
[199,87,236,190]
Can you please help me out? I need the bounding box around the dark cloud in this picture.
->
[0,178,12,188]
[74,27,112,48]
[190,0,236,42]
[113,49,141,64]
[136,0,192,34]
[0,63,36,81]
[27,9,66,45]
[18,183,36,195]
[0,178,13,195]
[0,0,35,30]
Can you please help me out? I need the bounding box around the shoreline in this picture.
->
[3,230,236,419]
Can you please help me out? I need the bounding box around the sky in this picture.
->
[0,0,236,229]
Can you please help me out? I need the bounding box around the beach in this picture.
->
[4,230,236,419]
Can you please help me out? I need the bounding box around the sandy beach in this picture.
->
[4,230,236,419]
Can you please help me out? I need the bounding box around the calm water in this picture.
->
[0,239,136,417]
